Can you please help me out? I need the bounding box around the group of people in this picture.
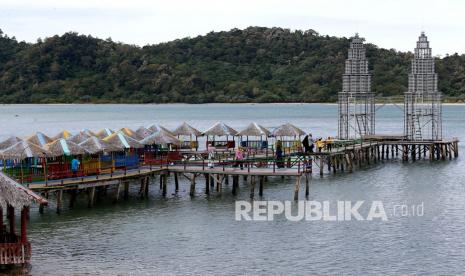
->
[302,134,335,153]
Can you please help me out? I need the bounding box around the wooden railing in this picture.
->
[0,241,31,265]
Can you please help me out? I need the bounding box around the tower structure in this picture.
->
[404,32,442,141]
[338,34,375,140]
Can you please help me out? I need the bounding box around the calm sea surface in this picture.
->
[1,103,464,275]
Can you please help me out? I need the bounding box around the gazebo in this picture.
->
[203,122,238,149]
[45,139,89,179]
[237,122,271,151]
[140,131,182,165]
[103,132,144,169]
[172,122,202,150]
[1,141,50,184]
[272,123,306,153]
[25,132,53,147]
[79,137,120,175]
[0,175,37,268]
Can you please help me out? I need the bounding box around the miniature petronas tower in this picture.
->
[338,33,375,139]
[404,32,442,141]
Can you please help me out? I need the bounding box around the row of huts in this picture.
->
[0,122,307,183]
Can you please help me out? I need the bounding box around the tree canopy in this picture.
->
[0,27,464,103]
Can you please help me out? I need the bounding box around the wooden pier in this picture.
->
[2,137,457,214]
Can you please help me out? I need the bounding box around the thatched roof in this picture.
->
[135,126,153,140]
[67,131,94,144]
[203,122,238,136]
[119,128,142,140]
[272,123,306,137]
[26,132,53,146]
[103,132,144,150]
[79,136,120,154]
[0,136,23,150]
[237,122,271,137]
[0,174,33,209]
[46,139,88,157]
[95,128,114,139]
[1,140,50,159]
[140,131,181,145]
[147,124,175,136]
[52,130,72,140]
[173,122,202,137]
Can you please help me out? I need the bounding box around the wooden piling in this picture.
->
[249,176,255,199]
[259,176,264,197]
[88,187,96,208]
[189,174,196,197]
[124,181,129,200]
[174,173,179,192]
[56,190,63,214]
[205,173,210,195]
[232,175,239,195]
[305,173,310,198]
[294,176,301,201]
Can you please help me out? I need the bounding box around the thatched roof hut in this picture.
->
[0,136,23,150]
[67,131,94,144]
[103,132,144,150]
[79,136,120,154]
[147,124,175,136]
[95,128,114,139]
[203,122,238,136]
[140,131,181,146]
[26,132,53,147]
[237,122,271,137]
[173,122,202,137]
[135,126,153,140]
[0,174,33,209]
[272,123,306,137]
[52,130,72,140]
[45,139,88,157]
[0,140,50,159]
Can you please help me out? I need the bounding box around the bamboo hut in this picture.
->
[1,141,50,184]
[135,126,153,140]
[203,122,237,149]
[44,139,89,179]
[140,131,181,165]
[94,128,114,139]
[237,122,271,151]
[0,175,35,267]
[25,132,53,147]
[52,130,72,141]
[172,122,202,150]
[103,132,143,169]
[0,136,22,151]
[79,137,119,175]
[272,123,305,153]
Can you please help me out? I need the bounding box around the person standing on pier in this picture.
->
[71,157,80,177]
[302,135,310,153]
[276,140,284,168]
[316,138,324,153]
[234,147,244,170]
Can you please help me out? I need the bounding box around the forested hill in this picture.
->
[0,27,464,103]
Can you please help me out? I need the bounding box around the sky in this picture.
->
[0,0,464,56]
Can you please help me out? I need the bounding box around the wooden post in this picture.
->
[56,190,63,214]
[249,176,255,199]
[88,187,96,208]
[216,174,221,192]
[381,145,385,160]
[429,144,434,161]
[319,156,324,177]
[412,145,416,162]
[454,141,459,158]
[115,181,122,202]
[145,177,150,198]
[69,189,77,208]
[21,207,28,243]
[0,206,3,233]
[225,175,229,185]
[232,175,238,195]
[305,173,310,198]
[294,176,301,201]
[7,205,15,234]
[205,173,210,195]
[162,174,167,197]
[124,181,129,200]
[174,173,179,192]
[190,174,196,197]
[402,145,408,161]
[259,176,264,197]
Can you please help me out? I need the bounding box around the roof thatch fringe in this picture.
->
[45,139,88,157]
[0,136,23,150]
[0,174,33,209]
[203,122,238,136]
[103,131,144,150]
[237,122,271,137]
[140,131,181,145]
[26,132,53,147]
[79,136,120,154]
[173,122,202,137]
[272,123,306,137]
[1,140,50,159]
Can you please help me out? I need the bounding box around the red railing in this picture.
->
[0,242,31,265]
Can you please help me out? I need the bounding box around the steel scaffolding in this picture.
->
[338,34,375,140]
[404,32,442,141]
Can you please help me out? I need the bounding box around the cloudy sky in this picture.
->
[1,0,464,55]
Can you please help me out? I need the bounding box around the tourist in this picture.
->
[71,157,80,177]
[326,136,333,152]
[316,138,324,152]
[276,140,284,168]
[302,134,310,153]
[309,134,315,153]
[234,147,244,170]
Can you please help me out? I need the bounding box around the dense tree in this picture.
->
[0,27,463,103]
